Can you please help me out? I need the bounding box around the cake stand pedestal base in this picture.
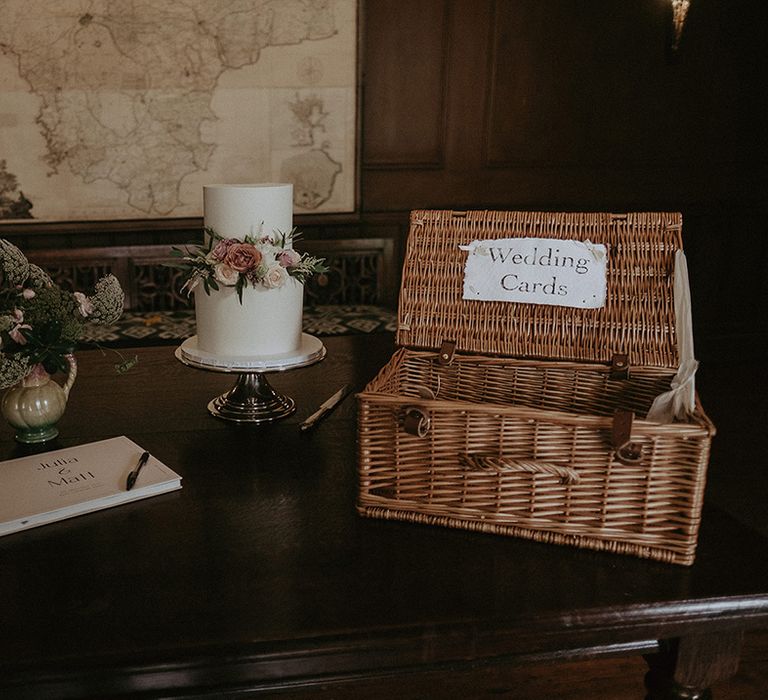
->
[175,334,326,424]
[208,372,295,423]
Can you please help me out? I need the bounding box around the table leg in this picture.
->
[644,630,744,699]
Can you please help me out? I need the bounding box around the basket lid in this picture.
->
[396,210,684,368]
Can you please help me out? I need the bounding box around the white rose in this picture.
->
[74,291,94,317]
[262,264,288,289]
[214,263,239,286]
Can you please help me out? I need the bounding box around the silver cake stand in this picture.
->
[175,333,326,423]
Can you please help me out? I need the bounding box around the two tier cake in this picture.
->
[180,183,322,367]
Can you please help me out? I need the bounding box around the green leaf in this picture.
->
[204,226,223,242]
[115,355,138,373]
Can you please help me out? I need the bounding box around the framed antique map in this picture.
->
[0,0,358,223]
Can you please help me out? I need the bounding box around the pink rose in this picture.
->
[276,249,301,268]
[262,264,288,289]
[214,263,239,286]
[224,243,262,272]
[210,238,238,261]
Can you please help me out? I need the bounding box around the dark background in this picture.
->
[360,0,768,361]
[5,0,768,360]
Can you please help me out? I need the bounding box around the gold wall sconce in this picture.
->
[670,0,691,51]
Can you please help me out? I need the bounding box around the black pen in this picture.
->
[126,451,150,491]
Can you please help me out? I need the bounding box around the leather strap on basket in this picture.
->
[610,353,630,380]
[612,410,644,465]
[460,454,580,485]
[437,340,456,366]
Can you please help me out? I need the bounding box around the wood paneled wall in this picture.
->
[362,0,767,209]
[5,0,766,356]
[360,0,768,358]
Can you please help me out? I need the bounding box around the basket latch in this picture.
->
[610,353,630,380]
[612,410,644,465]
[438,340,457,366]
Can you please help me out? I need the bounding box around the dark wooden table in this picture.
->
[1,334,767,699]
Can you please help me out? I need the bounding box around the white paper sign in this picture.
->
[461,237,608,308]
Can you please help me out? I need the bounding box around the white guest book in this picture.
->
[0,436,182,536]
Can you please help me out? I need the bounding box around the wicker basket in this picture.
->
[357,210,715,565]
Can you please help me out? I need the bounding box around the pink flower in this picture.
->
[224,243,262,272]
[211,238,238,261]
[214,263,239,286]
[74,291,94,317]
[262,264,288,289]
[9,327,28,344]
[22,288,36,300]
[276,249,301,268]
[9,311,30,345]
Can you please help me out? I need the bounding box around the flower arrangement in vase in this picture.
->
[0,239,125,443]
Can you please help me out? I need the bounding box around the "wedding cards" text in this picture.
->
[461,237,607,308]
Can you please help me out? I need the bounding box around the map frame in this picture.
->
[0,0,360,233]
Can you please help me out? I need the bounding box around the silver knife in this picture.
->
[299,385,350,431]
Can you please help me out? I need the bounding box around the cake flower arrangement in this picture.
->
[173,226,327,302]
[0,239,125,389]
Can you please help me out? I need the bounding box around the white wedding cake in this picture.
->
[189,183,304,362]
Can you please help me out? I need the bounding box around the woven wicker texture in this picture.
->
[397,210,682,367]
[359,348,712,565]
[358,210,714,566]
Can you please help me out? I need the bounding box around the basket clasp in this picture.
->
[612,409,644,465]
[438,340,457,366]
[610,353,630,380]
